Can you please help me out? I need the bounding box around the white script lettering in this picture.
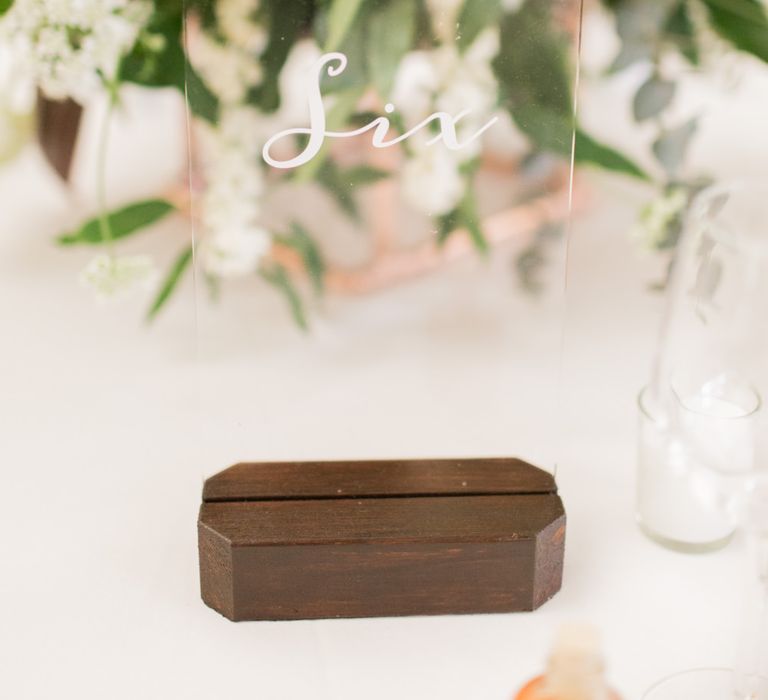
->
[262,52,498,169]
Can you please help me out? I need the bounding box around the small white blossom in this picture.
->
[189,0,268,106]
[199,227,271,278]
[392,30,500,160]
[393,28,501,217]
[197,106,271,278]
[80,253,157,301]
[216,0,267,54]
[0,0,151,103]
[190,32,263,105]
[401,139,465,216]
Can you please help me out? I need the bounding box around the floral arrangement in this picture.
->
[0,0,766,326]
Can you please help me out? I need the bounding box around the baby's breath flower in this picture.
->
[197,106,272,278]
[80,253,156,301]
[1,0,151,103]
[216,0,267,55]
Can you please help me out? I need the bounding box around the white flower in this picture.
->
[216,0,267,54]
[197,104,272,278]
[0,0,151,103]
[80,253,156,301]
[200,227,271,278]
[190,32,263,105]
[391,29,500,156]
[276,39,322,126]
[401,140,465,216]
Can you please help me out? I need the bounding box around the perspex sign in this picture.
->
[184,0,583,472]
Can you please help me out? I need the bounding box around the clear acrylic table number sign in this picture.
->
[181,0,585,480]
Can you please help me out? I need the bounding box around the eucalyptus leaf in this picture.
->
[633,75,676,122]
[57,200,175,245]
[608,0,679,71]
[368,0,416,99]
[260,263,308,331]
[458,0,502,52]
[146,246,193,322]
[699,0,768,63]
[276,223,326,295]
[0,0,14,17]
[652,118,697,176]
[665,0,700,65]
[324,0,365,53]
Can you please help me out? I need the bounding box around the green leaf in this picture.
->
[315,161,390,221]
[146,246,193,322]
[0,0,14,17]
[633,75,676,122]
[437,186,488,255]
[368,0,416,99]
[652,118,698,176]
[510,104,649,180]
[185,64,220,124]
[459,190,489,256]
[119,7,219,123]
[325,0,365,52]
[575,129,650,180]
[316,160,358,219]
[57,200,175,245]
[276,223,326,295]
[458,0,502,51]
[343,164,391,186]
[260,263,308,331]
[494,0,573,117]
[120,9,184,88]
[248,0,314,112]
[699,0,768,63]
[293,86,364,182]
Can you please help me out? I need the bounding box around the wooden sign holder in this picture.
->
[198,458,565,621]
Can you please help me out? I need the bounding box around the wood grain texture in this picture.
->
[198,458,566,621]
[203,458,556,502]
[199,494,564,546]
[230,541,539,621]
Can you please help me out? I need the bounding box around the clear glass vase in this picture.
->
[640,181,768,698]
[638,181,768,552]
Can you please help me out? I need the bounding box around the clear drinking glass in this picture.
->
[641,182,768,698]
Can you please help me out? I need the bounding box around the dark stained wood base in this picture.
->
[198,458,566,621]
